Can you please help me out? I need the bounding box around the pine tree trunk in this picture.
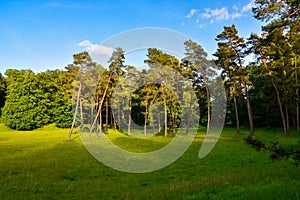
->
[150,111,155,135]
[144,103,148,136]
[233,92,240,135]
[99,107,103,138]
[170,100,176,136]
[158,106,161,133]
[68,81,82,140]
[118,105,121,130]
[185,94,193,135]
[80,98,84,132]
[110,102,114,129]
[261,59,288,136]
[286,104,290,134]
[122,99,125,121]
[127,97,132,136]
[161,85,168,137]
[90,101,94,127]
[112,112,116,130]
[272,78,288,136]
[106,98,109,134]
[89,73,112,139]
[245,84,254,136]
[203,75,210,138]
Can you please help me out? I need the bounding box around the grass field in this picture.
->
[0,124,299,199]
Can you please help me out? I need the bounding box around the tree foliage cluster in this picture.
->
[68,45,210,139]
[0,68,76,130]
[0,0,299,138]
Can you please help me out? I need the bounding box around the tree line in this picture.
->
[0,0,299,138]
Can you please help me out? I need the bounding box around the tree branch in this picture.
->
[245,136,300,166]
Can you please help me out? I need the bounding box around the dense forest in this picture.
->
[0,0,299,138]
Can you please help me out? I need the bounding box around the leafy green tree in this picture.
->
[0,73,6,117]
[51,68,77,128]
[215,25,254,136]
[182,39,214,137]
[123,65,140,135]
[89,48,125,138]
[2,70,49,130]
[68,51,101,140]
[248,65,281,128]
[90,70,112,138]
[145,48,181,137]
[250,0,300,135]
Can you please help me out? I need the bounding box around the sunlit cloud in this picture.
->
[242,1,254,13]
[184,1,254,27]
[78,40,113,56]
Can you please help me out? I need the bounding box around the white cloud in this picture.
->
[201,7,229,21]
[231,12,242,19]
[200,7,243,23]
[184,4,246,27]
[78,40,113,56]
[186,9,198,18]
[242,1,254,13]
[233,5,238,11]
[210,7,230,20]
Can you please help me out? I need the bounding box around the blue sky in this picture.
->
[0,0,262,74]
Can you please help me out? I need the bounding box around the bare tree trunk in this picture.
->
[150,111,155,135]
[122,99,125,121]
[80,98,84,131]
[118,105,121,130]
[110,102,114,129]
[233,91,240,135]
[90,101,94,127]
[112,112,116,130]
[161,84,168,137]
[127,97,132,136]
[245,84,254,136]
[170,100,176,136]
[106,98,109,134]
[185,94,193,135]
[163,100,167,137]
[144,103,148,136]
[68,81,82,140]
[95,109,98,135]
[261,59,288,136]
[99,106,103,138]
[89,73,112,139]
[203,75,210,138]
[272,77,288,136]
[158,106,161,133]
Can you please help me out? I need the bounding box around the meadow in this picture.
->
[0,124,299,199]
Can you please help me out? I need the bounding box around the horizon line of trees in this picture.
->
[0,0,299,138]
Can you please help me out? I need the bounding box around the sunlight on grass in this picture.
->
[0,124,299,199]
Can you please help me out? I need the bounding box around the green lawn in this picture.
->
[0,124,299,199]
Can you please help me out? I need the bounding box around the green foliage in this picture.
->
[0,73,6,116]
[2,68,75,130]
[2,70,49,130]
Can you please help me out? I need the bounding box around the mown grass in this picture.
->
[0,124,299,199]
